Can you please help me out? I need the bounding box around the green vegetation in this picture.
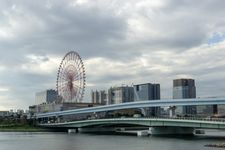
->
[0,114,47,132]
[0,124,46,132]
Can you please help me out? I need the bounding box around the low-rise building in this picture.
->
[29,102,104,113]
[0,111,9,117]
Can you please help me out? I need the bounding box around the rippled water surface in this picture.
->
[0,130,224,150]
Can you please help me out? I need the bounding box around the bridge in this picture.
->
[40,117,225,129]
[35,98,225,135]
[39,117,225,135]
[36,98,225,118]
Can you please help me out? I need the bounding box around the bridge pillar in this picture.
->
[150,127,194,135]
[68,128,78,133]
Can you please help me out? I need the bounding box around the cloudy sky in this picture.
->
[1,0,225,110]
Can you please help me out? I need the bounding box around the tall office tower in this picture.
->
[133,83,160,116]
[173,79,196,115]
[99,90,107,105]
[108,86,134,104]
[35,89,58,105]
[91,90,100,103]
[91,90,107,105]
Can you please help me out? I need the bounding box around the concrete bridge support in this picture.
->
[68,128,79,133]
[150,127,194,135]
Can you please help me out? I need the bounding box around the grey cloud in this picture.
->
[0,0,128,69]
[0,0,225,109]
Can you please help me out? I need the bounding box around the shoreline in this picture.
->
[0,128,49,132]
[0,125,49,132]
[205,143,225,148]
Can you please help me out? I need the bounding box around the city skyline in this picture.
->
[1,0,225,110]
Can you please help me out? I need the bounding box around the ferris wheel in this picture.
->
[56,51,86,103]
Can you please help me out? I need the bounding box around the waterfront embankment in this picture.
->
[205,143,225,148]
[0,124,48,132]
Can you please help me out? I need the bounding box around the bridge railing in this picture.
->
[39,116,225,125]
[150,116,225,122]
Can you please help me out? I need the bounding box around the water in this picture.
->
[0,131,224,150]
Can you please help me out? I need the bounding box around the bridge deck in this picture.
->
[39,117,225,129]
[36,98,225,118]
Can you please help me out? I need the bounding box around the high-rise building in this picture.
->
[91,90,107,105]
[99,90,107,105]
[133,83,160,116]
[134,83,160,101]
[35,89,58,105]
[91,90,99,104]
[173,79,196,115]
[108,86,134,104]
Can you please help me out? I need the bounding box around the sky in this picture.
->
[1,0,225,110]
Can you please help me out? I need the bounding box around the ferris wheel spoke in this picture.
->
[59,73,66,79]
[72,81,80,85]
[58,85,68,89]
[72,82,79,86]
[60,77,68,83]
[73,84,81,90]
[59,84,69,89]
[59,80,69,84]
[59,81,69,85]
[58,84,71,91]
[72,88,78,95]
[76,63,84,72]
[74,77,84,82]
[73,71,85,80]
[74,74,84,80]
[72,87,79,94]
[61,71,69,79]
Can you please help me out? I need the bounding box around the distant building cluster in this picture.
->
[91,83,161,117]
[0,109,28,117]
[92,83,160,105]
[30,89,103,114]
[27,78,225,118]
[91,78,224,117]
[91,90,107,105]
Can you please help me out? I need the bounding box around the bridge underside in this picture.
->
[42,126,195,135]
[39,118,225,135]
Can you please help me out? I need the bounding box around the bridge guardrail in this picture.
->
[39,116,225,125]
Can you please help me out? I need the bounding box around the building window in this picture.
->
[136,85,139,91]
